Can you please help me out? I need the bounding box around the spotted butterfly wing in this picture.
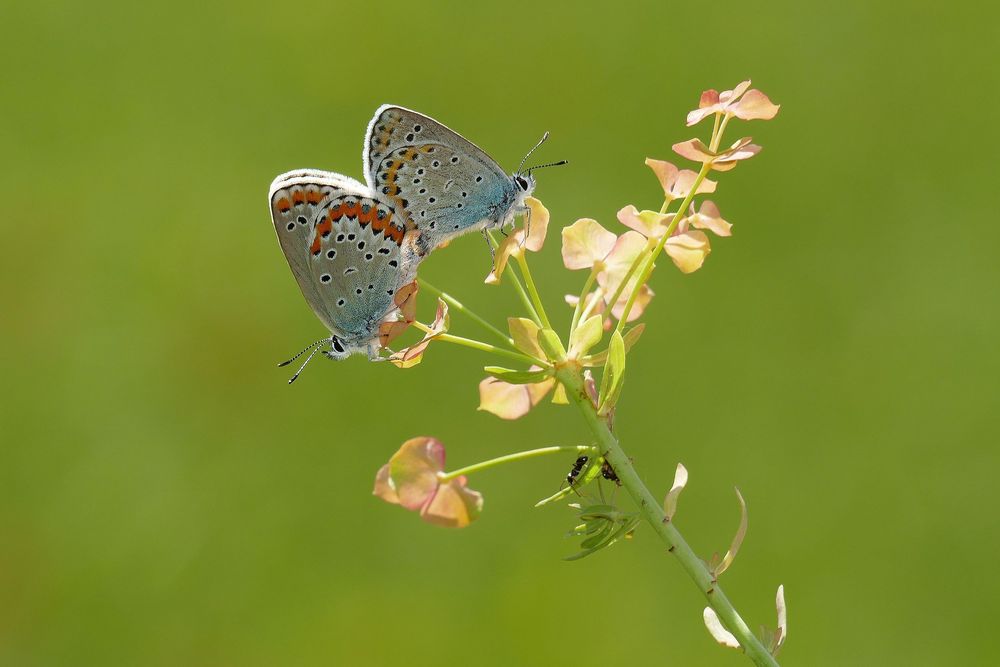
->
[269,170,416,358]
[363,105,531,254]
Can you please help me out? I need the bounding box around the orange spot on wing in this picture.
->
[276,197,291,213]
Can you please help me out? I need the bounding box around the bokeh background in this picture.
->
[2,1,997,664]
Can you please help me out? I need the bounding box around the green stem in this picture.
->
[487,231,543,326]
[418,278,514,347]
[578,286,605,323]
[415,325,541,366]
[514,253,552,330]
[570,266,599,335]
[555,365,779,667]
[603,236,659,323]
[439,444,592,482]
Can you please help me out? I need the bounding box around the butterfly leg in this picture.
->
[482,229,496,268]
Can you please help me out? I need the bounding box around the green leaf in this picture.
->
[568,314,604,359]
[598,331,626,416]
[483,366,552,385]
[535,328,566,362]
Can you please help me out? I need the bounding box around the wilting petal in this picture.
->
[688,201,732,237]
[420,476,484,528]
[372,463,399,504]
[387,437,446,511]
[478,375,555,420]
[562,218,617,270]
[730,89,780,121]
[378,281,419,347]
[597,231,649,299]
[389,299,449,368]
[665,230,711,274]
[617,205,674,239]
[610,284,654,321]
[485,197,549,283]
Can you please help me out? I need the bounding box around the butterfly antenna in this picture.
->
[517,131,550,174]
[526,159,569,174]
[277,336,331,367]
[287,345,325,384]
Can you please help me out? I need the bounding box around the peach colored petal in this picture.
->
[522,197,549,252]
[420,476,483,528]
[665,230,711,274]
[644,158,679,196]
[672,138,716,163]
[561,218,617,270]
[721,80,752,104]
[668,169,718,202]
[731,89,780,121]
[596,231,648,299]
[388,437,446,511]
[378,281,419,347]
[610,284,654,321]
[478,376,555,420]
[617,205,674,239]
[688,201,732,237]
[388,299,449,368]
[372,463,399,504]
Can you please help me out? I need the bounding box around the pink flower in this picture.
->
[686,80,781,127]
[672,136,762,172]
[373,437,483,528]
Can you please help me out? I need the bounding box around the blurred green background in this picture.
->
[2,0,997,664]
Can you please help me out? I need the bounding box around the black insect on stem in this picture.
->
[600,459,621,486]
[566,455,589,487]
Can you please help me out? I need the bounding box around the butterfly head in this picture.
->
[323,336,353,361]
[513,173,536,196]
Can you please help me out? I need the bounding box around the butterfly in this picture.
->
[363,105,564,256]
[269,105,564,380]
[269,169,420,380]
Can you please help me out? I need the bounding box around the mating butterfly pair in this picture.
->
[269,105,561,379]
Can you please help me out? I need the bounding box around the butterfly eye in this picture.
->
[332,338,345,354]
[515,176,529,190]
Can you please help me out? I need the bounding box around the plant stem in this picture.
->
[411,323,541,366]
[514,253,552,330]
[418,278,514,347]
[555,365,779,667]
[570,266,599,335]
[487,231,543,326]
[603,236,659,323]
[439,444,592,482]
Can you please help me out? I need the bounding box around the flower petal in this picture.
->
[731,89,780,121]
[522,196,549,252]
[372,463,399,504]
[378,281,419,348]
[617,205,673,239]
[561,218,617,270]
[667,169,717,203]
[672,138,716,163]
[720,80,752,105]
[644,158,679,196]
[665,230,711,274]
[478,376,555,420]
[610,284,654,321]
[597,231,649,299]
[688,201,732,237]
[388,299,449,368]
[420,476,483,528]
[387,436,446,511]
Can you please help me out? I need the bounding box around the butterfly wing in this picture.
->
[363,105,518,250]
[269,170,414,350]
